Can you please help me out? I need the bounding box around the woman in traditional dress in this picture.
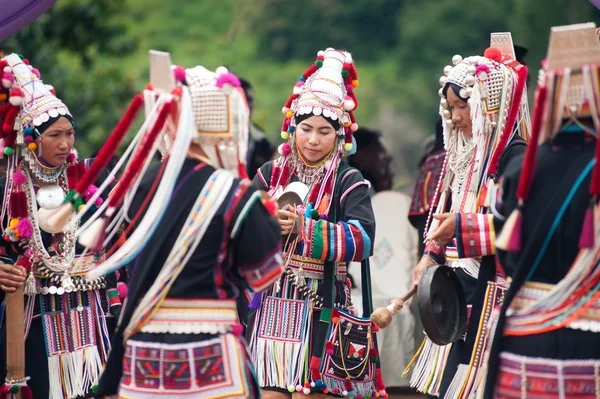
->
[484,22,600,399]
[247,48,384,399]
[405,41,530,399]
[0,53,121,398]
[94,59,284,398]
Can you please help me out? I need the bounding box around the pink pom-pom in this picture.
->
[85,185,98,197]
[216,73,241,89]
[173,66,186,82]
[281,143,291,156]
[326,348,334,355]
[282,107,290,115]
[24,135,33,143]
[296,205,305,215]
[31,68,41,79]
[296,385,303,392]
[66,152,76,162]
[15,218,33,239]
[344,126,350,134]
[231,324,244,336]
[285,118,291,125]
[117,281,128,299]
[373,324,380,332]
[350,123,359,132]
[2,72,13,88]
[541,58,548,69]
[24,248,34,258]
[13,170,26,185]
[94,197,104,207]
[295,81,304,87]
[475,64,491,75]
[346,84,353,92]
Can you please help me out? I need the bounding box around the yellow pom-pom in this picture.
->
[344,143,353,151]
[352,79,359,88]
[28,143,37,151]
[286,111,293,119]
[77,204,86,212]
[344,121,351,128]
[9,218,19,228]
[281,131,289,140]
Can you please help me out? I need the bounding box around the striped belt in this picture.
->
[140,298,239,335]
[285,253,347,281]
[508,281,600,333]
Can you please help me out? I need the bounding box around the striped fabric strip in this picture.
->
[309,218,371,262]
[456,213,496,258]
[240,247,284,292]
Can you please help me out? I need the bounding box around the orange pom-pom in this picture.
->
[344,121,351,128]
[0,93,6,101]
[286,111,293,119]
[352,79,359,88]
[27,143,37,151]
[484,47,502,62]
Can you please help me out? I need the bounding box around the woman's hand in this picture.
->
[427,213,457,246]
[278,204,297,236]
[412,256,436,286]
[0,263,26,293]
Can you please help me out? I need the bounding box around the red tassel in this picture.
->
[284,94,299,109]
[488,66,528,177]
[76,94,143,196]
[302,64,318,79]
[309,183,321,204]
[1,384,11,398]
[67,164,79,190]
[325,342,334,355]
[517,87,547,202]
[2,106,18,134]
[16,256,32,273]
[9,191,27,218]
[580,203,595,248]
[280,165,291,186]
[375,368,386,390]
[20,386,32,399]
[238,162,248,179]
[369,348,378,358]
[270,166,281,188]
[507,210,523,252]
[345,380,354,392]
[108,99,171,208]
[310,356,321,380]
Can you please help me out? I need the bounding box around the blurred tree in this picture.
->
[0,0,137,156]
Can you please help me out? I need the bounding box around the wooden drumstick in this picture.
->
[371,286,418,329]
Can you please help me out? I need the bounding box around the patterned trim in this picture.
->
[239,247,284,292]
[455,213,496,258]
[496,352,600,399]
[308,218,371,262]
[286,253,347,280]
[107,288,121,307]
[140,299,240,335]
[119,335,251,398]
[424,240,446,264]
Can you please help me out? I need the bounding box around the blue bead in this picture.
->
[24,127,33,136]
[287,126,295,133]
[299,76,306,82]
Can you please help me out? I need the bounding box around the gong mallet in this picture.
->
[371,286,418,329]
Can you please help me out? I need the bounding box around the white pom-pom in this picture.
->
[9,96,22,106]
[3,66,10,73]
[78,217,106,249]
[344,52,353,63]
[2,79,12,89]
[439,76,447,86]
[443,65,453,76]
[317,50,325,57]
[342,391,349,396]
[452,55,463,65]
[215,66,229,75]
[343,97,356,111]
[293,86,303,95]
[303,388,311,395]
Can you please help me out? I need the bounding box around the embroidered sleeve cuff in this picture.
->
[456,213,496,258]
[308,218,372,262]
[240,247,284,292]
[107,288,122,307]
[424,240,445,264]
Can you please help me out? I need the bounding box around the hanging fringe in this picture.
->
[496,207,521,251]
[443,363,469,399]
[253,337,305,388]
[47,346,103,399]
[403,337,452,396]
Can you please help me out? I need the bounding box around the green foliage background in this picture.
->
[2,0,599,187]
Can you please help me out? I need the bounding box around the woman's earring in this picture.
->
[38,139,42,157]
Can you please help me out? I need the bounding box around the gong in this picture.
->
[417,264,467,345]
[276,182,309,241]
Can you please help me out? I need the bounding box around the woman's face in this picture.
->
[295,115,337,163]
[37,117,75,167]
[447,89,472,138]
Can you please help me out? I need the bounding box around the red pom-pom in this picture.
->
[31,68,40,79]
[67,152,76,163]
[22,59,29,65]
[9,88,23,106]
[484,47,502,62]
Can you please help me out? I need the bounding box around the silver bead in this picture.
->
[443,65,453,76]
[440,98,448,107]
[439,88,445,98]
[467,65,477,74]
[452,55,463,65]
[459,88,468,98]
[465,75,475,86]
[443,109,451,119]
[465,87,473,97]
[445,119,455,128]
[439,76,447,86]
